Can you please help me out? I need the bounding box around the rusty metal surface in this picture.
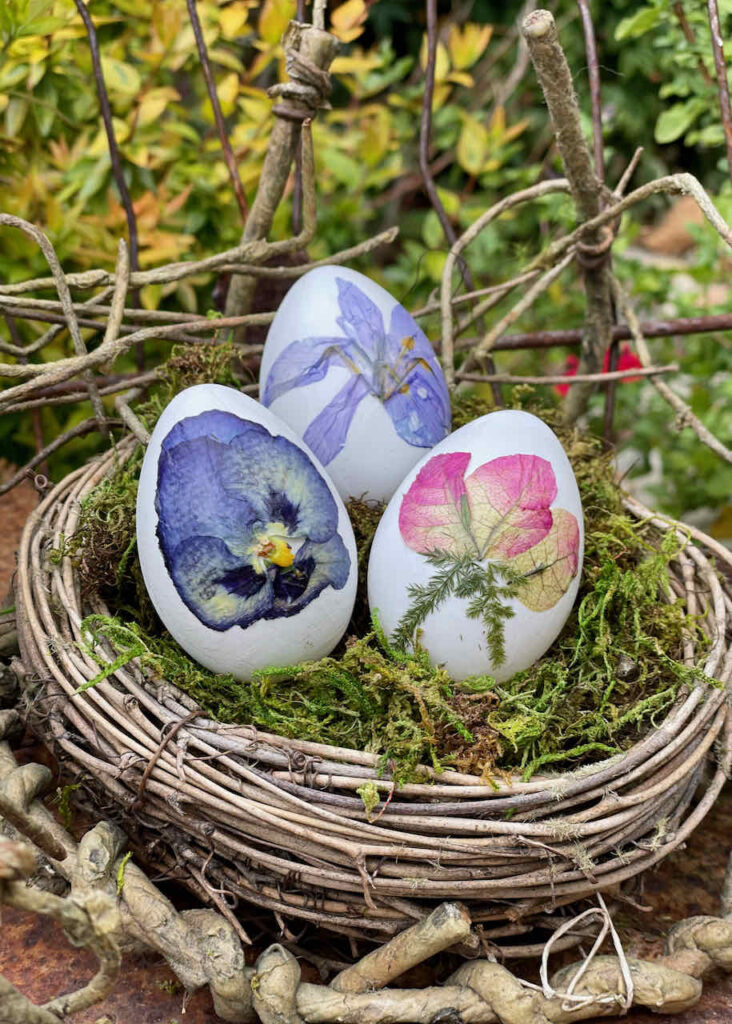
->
[0,905,219,1023]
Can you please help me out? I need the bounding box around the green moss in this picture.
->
[69,377,714,784]
[116,850,133,895]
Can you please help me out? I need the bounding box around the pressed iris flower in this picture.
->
[155,410,351,631]
[262,276,451,465]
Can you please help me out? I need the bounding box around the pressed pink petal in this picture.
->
[513,508,581,612]
[465,454,557,558]
[399,451,474,554]
[487,508,554,560]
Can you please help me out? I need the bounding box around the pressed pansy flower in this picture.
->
[262,276,451,466]
[155,411,351,631]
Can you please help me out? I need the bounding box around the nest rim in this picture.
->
[13,434,732,952]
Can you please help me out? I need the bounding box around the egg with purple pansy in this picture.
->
[258,266,451,502]
[367,410,584,682]
[136,384,357,679]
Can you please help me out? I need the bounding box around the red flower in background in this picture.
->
[555,343,643,396]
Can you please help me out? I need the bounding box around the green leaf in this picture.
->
[100,56,141,96]
[5,96,28,137]
[615,6,661,41]
[655,99,704,144]
[457,115,489,176]
[116,851,133,894]
[422,209,445,251]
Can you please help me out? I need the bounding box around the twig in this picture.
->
[0,288,114,357]
[224,22,338,336]
[439,178,571,385]
[419,0,461,264]
[674,3,715,87]
[186,0,248,222]
[421,0,501,403]
[531,172,732,269]
[612,276,732,466]
[313,0,327,31]
[6,313,48,475]
[457,363,677,386]
[0,418,122,496]
[614,147,643,198]
[220,226,399,277]
[0,313,267,412]
[577,0,604,181]
[413,271,540,318]
[73,0,141,369]
[463,250,575,364]
[458,310,732,355]
[0,214,109,435]
[706,0,732,186]
[522,9,614,422]
[115,388,151,445]
[331,904,472,993]
[0,306,212,346]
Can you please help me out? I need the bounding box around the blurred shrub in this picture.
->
[1,0,732,523]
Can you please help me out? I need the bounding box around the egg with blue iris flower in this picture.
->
[259,266,451,502]
[136,384,357,679]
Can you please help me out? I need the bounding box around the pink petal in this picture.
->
[465,454,557,559]
[399,451,473,554]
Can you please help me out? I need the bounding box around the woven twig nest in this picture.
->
[14,432,732,954]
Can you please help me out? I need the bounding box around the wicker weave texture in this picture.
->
[15,438,732,946]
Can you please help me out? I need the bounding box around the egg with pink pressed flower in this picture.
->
[367,410,584,682]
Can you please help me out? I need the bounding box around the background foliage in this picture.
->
[1,0,732,529]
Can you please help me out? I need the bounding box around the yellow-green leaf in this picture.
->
[258,0,295,45]
[100,57,141,96]
[361,107,391,165]
[216,72,240,115]
[88,118,130,156]
[141,283,163,311]
[331,0,368,43]
[5,97,28,138]
[512,509,581,612]
[331,52,382,76]
[219,1,249,39]
[419,36,450,82]
[457,115,489,176]
[448,23,492,70]
[137,87,179,127]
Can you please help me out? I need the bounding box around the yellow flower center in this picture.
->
[249,522,296,573]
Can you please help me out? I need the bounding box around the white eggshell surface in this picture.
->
[259,265,451,502]
[368,410,584,682]
[137,384,357,679]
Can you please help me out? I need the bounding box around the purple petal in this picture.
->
[384,364,451,448]
[335,278,384,351]
[263,336,355,405]
[386,303,435,364]
[303,374,371,465]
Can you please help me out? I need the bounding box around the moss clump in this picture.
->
[72,342,240,627]
[70,376,712,784]
[80,613,468,784]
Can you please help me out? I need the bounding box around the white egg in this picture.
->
[259,265,451,502]
[367,410,584,682]
[136,384,358,679]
